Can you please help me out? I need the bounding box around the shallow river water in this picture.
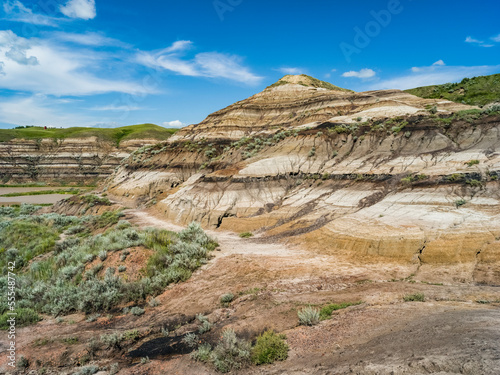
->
[0,187,71,205]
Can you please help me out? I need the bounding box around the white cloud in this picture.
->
[465,36,483,44]
[0,30,39,65]
[0,30,154,96]
[137,40,262,85]
[325,69,336,78]
[413,60,445,72]
[139,51,199,76]
[342,68,376,79]
[163,120,184,128]
[277,67,303,75]
[367,64,500,91]
[492,34,500,43]
[49,31,128,47]
[0,95,90,127]
[465,36,494,48]
[159,40,193,54]
[60,0,96,20]
[3,0,61,26]
[195,52,262,84]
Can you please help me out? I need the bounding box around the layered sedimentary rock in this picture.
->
[171,74,472,141]
[106,75,500,282]
[0,137,158,183]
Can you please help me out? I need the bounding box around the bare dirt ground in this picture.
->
[1,208,500,375]
[121,209,500,375]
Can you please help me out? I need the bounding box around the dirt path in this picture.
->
[124,208,309,258]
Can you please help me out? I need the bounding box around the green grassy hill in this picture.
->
[405,73,500,107]
[0,124,178,145]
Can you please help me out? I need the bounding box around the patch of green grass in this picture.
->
[446,173,464,182]
[252,330,289,365]
[403,293,425,302]
[91,210,124,229]
[238,287,262,296]
[466,179,482,187]
[239,232,253,238]
[465,160,480,167]
[62,336,79,345]
[0,219,60,270]
[0,308,40,330]
[405,73,500,106]
[0,188,87,197]
[0,183,48,188]
[401,174,428,184]
[0,124,178,145]
[123,329,140,341]
[319,301,362,320]
[81,194,112,206]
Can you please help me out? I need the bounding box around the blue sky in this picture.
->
[0,0,499,129]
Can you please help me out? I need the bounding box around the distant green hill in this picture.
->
[0,124,178,145]
[405,73,500,107]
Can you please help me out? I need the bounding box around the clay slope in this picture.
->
[106,75,500,283]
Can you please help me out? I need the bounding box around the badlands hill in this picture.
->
[108,74,500,283]
[2,75,500,375]
[171,74,471,141]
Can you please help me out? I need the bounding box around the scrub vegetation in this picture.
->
[0,204,218,323]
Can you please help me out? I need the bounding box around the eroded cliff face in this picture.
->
[0,137,158,184]
[105,76,500,282]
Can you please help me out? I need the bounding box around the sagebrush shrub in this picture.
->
[130,306,145,316]
[210,328,251,373]
[220,293,234,306]
[191,343,212,362]
[298,306,320,326]
[0,213,218,320]
[100,333,123,349]
[182,332,199,348]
